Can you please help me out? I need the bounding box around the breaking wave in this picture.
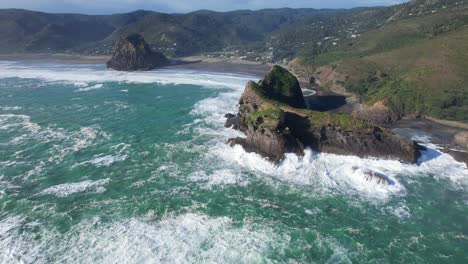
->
[0,213,289,263]
[0,62,255,90]
[36,178,111,197]
[187,69,468,201]
[1,61,467,263]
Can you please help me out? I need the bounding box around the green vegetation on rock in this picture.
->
[296,109,371,131]
[246,108,283,128]
[257,65,306,108]
[247,67,371,131]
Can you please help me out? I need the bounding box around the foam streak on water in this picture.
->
[0,61,467,263]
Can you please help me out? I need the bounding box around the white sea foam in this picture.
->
[385,203,412,220]
[193,82,403,199]
[0,215,24,235]
[24,161,46,179]
[189,169,249,189]
[0,213,289,264]
[0,62,256,89]
[0,176,22,192]
[0,106,22,111]
[0,216,46,263]
[1,122,107,167]
[215,142,467,198]
[210,145,409,200]
[36,178,110,197]
[72,126,99,151]
[44,126,107,164]
[193,84,467,199]
[180,65,468,200]
[76,83,103,92]
[189,77,410,200]
[0,114,40,133]
[0,160,23,167]
[0,115,70,147]
[79,154,128,168]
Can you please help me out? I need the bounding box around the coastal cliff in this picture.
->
[226,66,421,163]
[107,34,169,71]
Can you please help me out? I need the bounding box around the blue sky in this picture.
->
[0,0,409,14]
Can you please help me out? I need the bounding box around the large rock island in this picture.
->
[107,33,169,71]
[226,66,421,163]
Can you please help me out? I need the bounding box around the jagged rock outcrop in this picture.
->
[226,66,421,163]
[107,34,169,71]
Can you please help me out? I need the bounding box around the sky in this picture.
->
[0,0,409,14]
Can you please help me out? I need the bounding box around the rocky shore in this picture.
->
[226,66,421,163]
[0,53,463,164]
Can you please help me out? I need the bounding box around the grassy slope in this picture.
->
[299,4,468,122]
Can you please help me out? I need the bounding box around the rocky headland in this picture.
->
[226,65,421,163]
[107,34,169,71]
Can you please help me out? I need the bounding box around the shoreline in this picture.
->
[1,53,466,161]
[166,56,271,77]
[0,53,271,77]
[0,53,110,64]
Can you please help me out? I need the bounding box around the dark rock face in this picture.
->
[226,66,421,163]
[228,128,304,162]
[107,34,169,71]
[227,107,304,162]
[224,113,238,128]
[284,115,421,163]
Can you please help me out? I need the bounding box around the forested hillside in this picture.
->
[0,0,466,121]
[291,0,468,121]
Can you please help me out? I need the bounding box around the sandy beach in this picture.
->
[0,54,271,77]
[167,56,271,77]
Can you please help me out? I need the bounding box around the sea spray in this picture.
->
[0,62,467,263]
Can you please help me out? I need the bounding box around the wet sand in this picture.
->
[167,56,271,77]
[0,54,271,78]
[391,118,465,145]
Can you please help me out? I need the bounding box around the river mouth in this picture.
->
[0,61,467,263]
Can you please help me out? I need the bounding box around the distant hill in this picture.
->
[0,8,371,56]
[0,0,466,122]
[292,0,468,122]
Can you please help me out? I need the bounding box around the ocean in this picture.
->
[0,61,467,263]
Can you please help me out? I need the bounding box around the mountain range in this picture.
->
[0,0,466,122]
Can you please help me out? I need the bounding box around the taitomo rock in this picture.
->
[226,66,421,163]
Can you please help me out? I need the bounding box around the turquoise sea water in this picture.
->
[0,61,467,263]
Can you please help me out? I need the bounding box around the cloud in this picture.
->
[0,0,409,14]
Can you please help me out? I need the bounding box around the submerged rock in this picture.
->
[361,168,395,185]
[226,65,421,163]
[224,113,238,128]
[107,33,169,71]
